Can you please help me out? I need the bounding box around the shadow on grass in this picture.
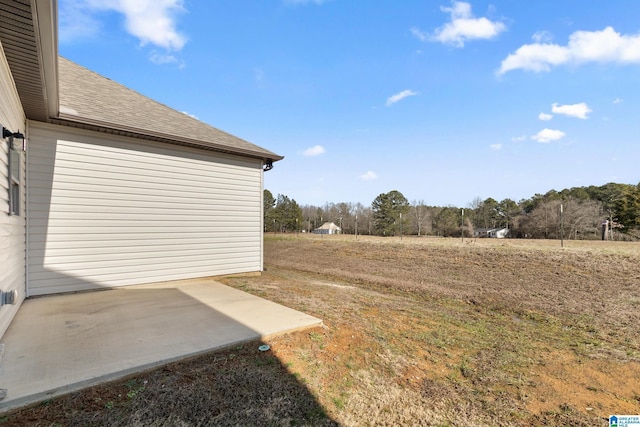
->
[0,339,338,426]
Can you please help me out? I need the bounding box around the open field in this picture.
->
[3,235,639,426]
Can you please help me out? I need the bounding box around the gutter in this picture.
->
[52,114,285,164]
[32,0,60,119]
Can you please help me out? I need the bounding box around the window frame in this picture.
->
[7,136,21,216]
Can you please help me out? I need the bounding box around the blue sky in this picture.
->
[59,0,640,207]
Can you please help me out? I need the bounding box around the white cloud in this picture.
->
[59,0,102,42]
[613,98,623,104]
[551,102,592,119]
[421,1,505,47]
[62,0,187,51]
[498,26,640,74]
[511,135,527,142]
[181,111,198,119]
[302,145,326,157]
[531,128,565,143]
[150,51,178,64]
[532,30,553,43]
[490,143,502,151]
[538,112,553,121]
[499,44,569,74]
[386,90,418,106]
[360,171,378,181]
[410,27,428,42]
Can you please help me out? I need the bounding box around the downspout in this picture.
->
[24,123,29,298]
[261,159,275,272]
[260,162,264,272]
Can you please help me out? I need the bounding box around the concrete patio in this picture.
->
[0,278,322,412]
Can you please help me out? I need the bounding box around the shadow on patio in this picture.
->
[0,278,333,424]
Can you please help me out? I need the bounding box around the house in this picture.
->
[0,0,282,338]
[473,227,509,239]
[313,222,342,235]
[489,228,509,238]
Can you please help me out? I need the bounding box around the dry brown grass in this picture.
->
[3,235,639,426]
[0,341,337,426]
[234,235,640,426]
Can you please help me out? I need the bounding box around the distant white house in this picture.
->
[313,222,342,235]
[474,227,510,238]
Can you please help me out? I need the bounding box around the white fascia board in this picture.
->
[32,0,59,119]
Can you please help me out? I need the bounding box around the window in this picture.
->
[7,137,21,216]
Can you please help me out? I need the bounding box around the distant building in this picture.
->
[313,222,342,235]
[474,227,510,238]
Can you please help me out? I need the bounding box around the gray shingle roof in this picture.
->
[55,57,283,162]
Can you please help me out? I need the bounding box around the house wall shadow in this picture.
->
[0,285,337,425]
[3,128,336,423]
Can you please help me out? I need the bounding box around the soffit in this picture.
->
[0,0,54,121]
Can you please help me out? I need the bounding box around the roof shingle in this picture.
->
[56,57,283,162]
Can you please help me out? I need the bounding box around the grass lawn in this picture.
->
[2,235,639,426]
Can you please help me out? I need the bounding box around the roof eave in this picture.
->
[0,0,58,121]
[32,0,59,118]
[53,114,285,162]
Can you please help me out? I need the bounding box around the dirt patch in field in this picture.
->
[528,351,640,416]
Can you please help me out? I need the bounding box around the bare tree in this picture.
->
[518,198,603,239]
[410,200,431,236]
[301,204,317,232]
[562,198,602,239]
[352,203,371,236]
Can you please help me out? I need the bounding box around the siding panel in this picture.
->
[27,123,264,296]
[0,41,26,338]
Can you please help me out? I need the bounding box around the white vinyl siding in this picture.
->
[27,122,263,296]
[0,41,27,338]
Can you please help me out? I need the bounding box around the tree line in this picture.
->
[264,182,640,240]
